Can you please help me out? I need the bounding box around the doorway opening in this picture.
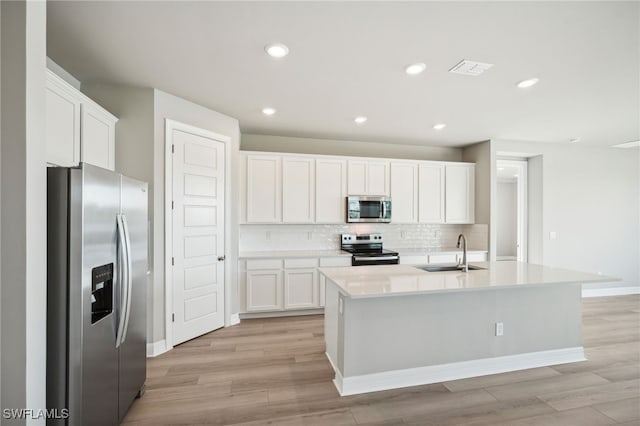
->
[496,159,528,261]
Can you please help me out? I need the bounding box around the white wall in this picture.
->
[462,141,493,259]
[496,181,517,257]
[242,134,463,162]
[154,90,240,344]
[492,140,640,290]
[80,86,241,349]
[1,0,47,422]
[80,83,156,340]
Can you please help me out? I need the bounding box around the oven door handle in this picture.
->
[353,255,399,261]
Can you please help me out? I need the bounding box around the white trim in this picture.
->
[146,340,169,358]
[229,313,240,326]
[325,351,338,373]
[582,286,640,297]
[332,347,585,396]
[496,159,528,262]
[164,119,232,349]
[239,308,324,320]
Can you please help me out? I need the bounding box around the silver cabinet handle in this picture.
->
[218,256,226,261]
[353,255,399,261]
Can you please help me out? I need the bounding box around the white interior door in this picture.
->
[171,127,225,345]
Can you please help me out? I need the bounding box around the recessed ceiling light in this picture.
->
[498,167,505,171]
[265,43,289,58]
[354,116,368,124]
[433,123,446,130]
[405,63,426,75]
[516,78,539,89]
[612,140,640,149]
[262,107,276,116]
[569,137,581,144]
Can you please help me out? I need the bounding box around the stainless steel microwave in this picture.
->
[346,195,392,223]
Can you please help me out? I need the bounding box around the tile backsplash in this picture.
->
[240,223,488,252]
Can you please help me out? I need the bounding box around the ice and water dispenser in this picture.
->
[91,263,113,323]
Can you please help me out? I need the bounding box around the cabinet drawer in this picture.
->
[246,259,282,270]
[463,252,487,262]
[319,257,352,267]
[284,258,318,269]
[399,255,427,265]
[428,254,458,264]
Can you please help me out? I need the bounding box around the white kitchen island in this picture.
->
[319,261,615,396]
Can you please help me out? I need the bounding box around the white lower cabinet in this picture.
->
[243,256,350,314]
[246,269,283,312]
[284,268,318,309]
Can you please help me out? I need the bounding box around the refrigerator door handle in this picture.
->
[115,214,129,348]
[121,214,134,344]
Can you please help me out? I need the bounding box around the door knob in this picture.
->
[217,256,225,261]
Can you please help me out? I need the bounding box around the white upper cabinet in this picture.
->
[315,158,347,223]
[46,73,81,167]
[46,70,117,170]
[390,162,418,223]
[445,164,475,224]
[347,160,367,194]
[418,163,445,224]
[347,159,390,195]
[282,157,315,223]
[246,154,282,223]
[241,151,475,225]
[81,101,116,171]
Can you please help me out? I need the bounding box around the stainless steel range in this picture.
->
[341,233,400,266]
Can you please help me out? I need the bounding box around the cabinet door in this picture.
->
[246,155,282,223]
[418,163,445,223]
[284,268,318,309]
[81,102,116,171]
[368,161,390,195]
[347,160,367,194]
[45,74,81,167]
[316,159,347,223]
[390,162,418,223]
[445,164,475,224]
[282,157,315,223]
[246,270,283,312]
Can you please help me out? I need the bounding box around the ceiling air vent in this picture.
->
[449,60,494,76]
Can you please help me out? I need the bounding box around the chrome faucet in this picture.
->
[457,234,468,272]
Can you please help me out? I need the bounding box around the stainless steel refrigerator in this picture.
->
[47,163,148,425]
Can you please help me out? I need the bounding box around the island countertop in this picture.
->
[318,261,617,299]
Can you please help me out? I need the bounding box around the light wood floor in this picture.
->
[123,295,640,425]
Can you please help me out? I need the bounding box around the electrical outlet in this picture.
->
[401,231,407,239]
[495,322,504,336]
[549,231,557,240]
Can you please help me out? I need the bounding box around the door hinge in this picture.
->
[172,313,175,322]
[171,201,174,210]
[172,144,175,154]
[172,257,175,266]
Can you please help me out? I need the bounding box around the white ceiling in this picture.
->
[47,1,639,148]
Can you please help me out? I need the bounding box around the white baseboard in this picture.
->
[146,339,169,358]
[239,308,324,320]
[229,313,240,326]
[325,352,338,372]
[582,286,640,298]
[332,346,585,396]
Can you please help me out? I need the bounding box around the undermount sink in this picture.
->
[415,265,485,272]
